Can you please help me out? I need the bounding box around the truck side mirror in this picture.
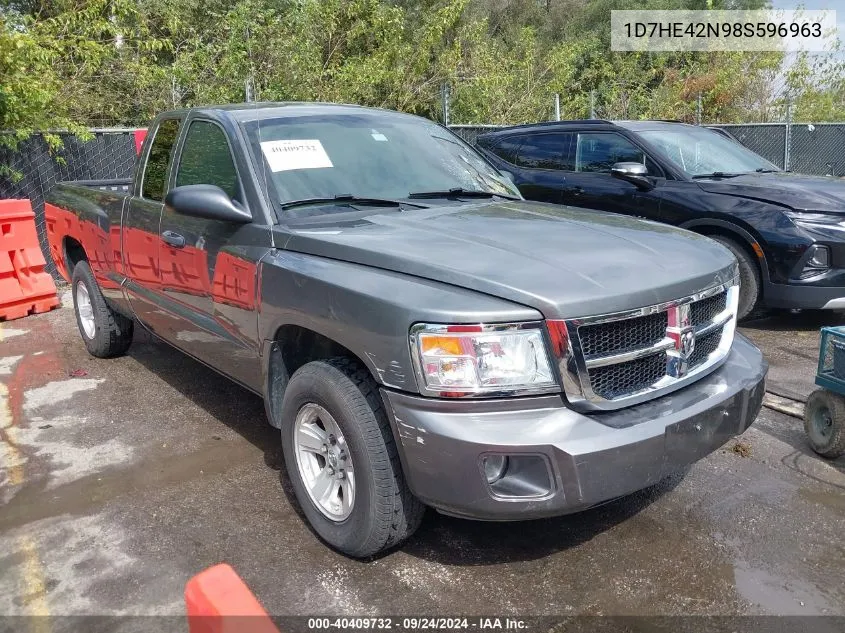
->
[164,185,252,223]
[611,162,654,191]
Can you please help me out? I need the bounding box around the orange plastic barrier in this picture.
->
[185,563,280,633]
[0,199,60,321]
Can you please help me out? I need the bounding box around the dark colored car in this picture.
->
[45,104,766,557]
[477,120,845,319]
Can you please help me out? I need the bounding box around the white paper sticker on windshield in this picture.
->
[260,139,333,172]
[370,129,388,142]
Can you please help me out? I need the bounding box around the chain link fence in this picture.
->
[0,130,139,277]
[450,122,845,176]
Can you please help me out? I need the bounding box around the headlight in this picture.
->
[409,323,557,397]
[785,211,845,231]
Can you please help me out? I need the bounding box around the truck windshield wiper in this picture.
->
[407,187,520,200]
[690,172,746,179]
[754,168,779,173]
[280,194,426,210]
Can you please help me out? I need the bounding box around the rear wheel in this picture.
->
[711,235,760,321]
[71,261,133,358]
[280,357,424,557]
[804,389,845,459]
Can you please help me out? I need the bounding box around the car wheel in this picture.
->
[711,236,760,321]
[71,260,134,358]
[804,389,845,459]
[280,357,425,557]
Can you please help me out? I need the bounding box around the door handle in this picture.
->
[161,230,186,248]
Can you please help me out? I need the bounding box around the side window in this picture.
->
[142,119,181,201]
[490,135,525,165]
[515,133,575,171]
[176,121,240,200]
[576,132,659,174]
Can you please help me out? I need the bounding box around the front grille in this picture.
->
[688,327,723,368]
[579,312,668,357]
[562,283,737,409]
[588,354,667,400]
[690,292,727,328]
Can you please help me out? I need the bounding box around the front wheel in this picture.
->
[280,358,425,557]
[710,236,761,321]
[804,388,845,459]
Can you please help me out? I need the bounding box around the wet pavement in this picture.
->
[1,297,844,619]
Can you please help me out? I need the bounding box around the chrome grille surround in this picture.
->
[552,279,739,411]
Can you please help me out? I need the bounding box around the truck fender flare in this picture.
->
[261,339,287,429]
[258,322,387,429]
[680,218,771,285]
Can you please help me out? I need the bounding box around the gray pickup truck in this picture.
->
[45,103,767,557]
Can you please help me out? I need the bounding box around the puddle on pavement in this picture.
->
[798,487,845,514]
[0,436,258,532]
[733,558,836,615]
[781,450,845,490]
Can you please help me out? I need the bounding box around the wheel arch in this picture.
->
[681,219,770,285]
[62,236,88,281]
[262,323,384,430]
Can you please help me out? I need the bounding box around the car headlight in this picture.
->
[786,211,845,231]
[409,323,558,397]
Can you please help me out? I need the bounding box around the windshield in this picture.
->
[639,126,779,177]
[243,112,519,213]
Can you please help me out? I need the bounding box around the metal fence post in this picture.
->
[554,94,561,121]
[589,90,596,119]
[441,83,450,126]
[784,97,792,171]
[696,92,702,125]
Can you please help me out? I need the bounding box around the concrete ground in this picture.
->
[1,296,844,622]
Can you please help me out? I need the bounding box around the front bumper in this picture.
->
[765,279,845,310]
[382,334,767,520]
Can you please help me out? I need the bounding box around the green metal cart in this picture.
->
[805,326,845,458]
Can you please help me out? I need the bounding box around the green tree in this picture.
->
[2,0,844,144]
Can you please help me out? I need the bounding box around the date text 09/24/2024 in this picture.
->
[307,618,527,630]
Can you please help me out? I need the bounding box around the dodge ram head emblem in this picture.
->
[666,303,696,378]
[680,329,696,356]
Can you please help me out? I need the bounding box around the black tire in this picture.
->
[711,235,761,321]
[803,389,845,459]
[280,357,424,557]
[71,261,134,358]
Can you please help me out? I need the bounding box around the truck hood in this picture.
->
[695,172,845,213]
[275,200,736,319]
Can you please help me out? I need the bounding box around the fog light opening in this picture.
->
[800,244,831,279]
[482,455,509,484]
[808,245,830,269]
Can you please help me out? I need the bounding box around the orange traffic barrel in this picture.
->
[185,563,280,633]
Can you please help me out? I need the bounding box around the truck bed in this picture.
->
[44,179,133,283]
